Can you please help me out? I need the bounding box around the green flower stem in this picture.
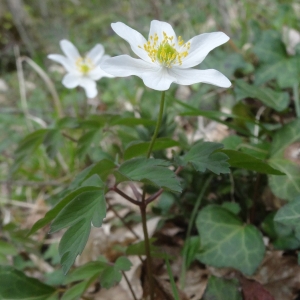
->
[140,90,166,300]
[180,175,213,288]
[146,91,166,158]
[293,83,300,118]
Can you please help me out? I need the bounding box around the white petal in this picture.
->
[88,66,114,80]
[62,73,80,88]
[180,32,230,68]
[100,55,158,77]
[149,20,177,44]
[169,68,231,88]
[86,44,104,65]
[79,78,98,98]
[48,54,74,72]
[60,40,81,63]
[141,67,177,91]
[111,22,151,62]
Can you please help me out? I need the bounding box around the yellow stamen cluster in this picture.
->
[139,32,191,68]
[75,57,94,74]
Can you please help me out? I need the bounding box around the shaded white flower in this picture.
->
[48,40,113,98]
[101,20,231,91]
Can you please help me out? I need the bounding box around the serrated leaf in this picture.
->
[234,80,289,112]
[60,220,91,274]
[0,266,56,299]
[115,256,132,271]
[196,205,265,275]
[61,280,87,300]
[203,275,242,300]
[65,261,107,284]
[116,158,181,193]
[124,138,180,160]
[50,190,105,233]
[222,149,284,175]
[181,141,230,175]
[99,266,122,289]
[28,186,101,236]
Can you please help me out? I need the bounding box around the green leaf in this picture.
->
[270,119,300,157]
[28,186,102,236]
[65,261,107,284]
[50,190,105,233]
[76,129,101,159]
[196,205,265,275]
[99,265,122,289]
[274,196,300,239]
[115,158,181,193]
[114,256,132,271]
[203,275,242,300]
[124,137,180,160]
[56,117,80,129]
[43,129,63,159]
[61,280,87,300]
[50,190,106,273]
[221,149,284,175]
[269,159,300,201]
[0,266,56,300]
[253,30,300,87]
[0,240,18,256]
[60,220,91,274]
[234,79,289,112]
[181,141,230,175]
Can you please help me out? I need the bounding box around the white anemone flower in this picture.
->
[48,40,113,98]
[101,20,231,91]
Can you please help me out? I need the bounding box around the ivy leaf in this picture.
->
[269,119,300,200]
[0,266,56,299]
[274,196,300,240]
[115,158,181,193]
[253,30,300,88]
[196,205,265,276]
[222,149,284,175]
[234,79,289,112]
[180,141,230,175]
[203,275,242,300]
[269,159,300,201]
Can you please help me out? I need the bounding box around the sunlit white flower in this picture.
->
[48,40,113,98]
[101,20,231,91]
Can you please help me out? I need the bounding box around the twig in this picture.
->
[111,186,141,206]
[62,132,78,143]
[107,203,140,239]
[129,182,141,201]
[122,271,138,300]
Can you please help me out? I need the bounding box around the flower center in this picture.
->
[140,32,190,68]
[75,57,94,74]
